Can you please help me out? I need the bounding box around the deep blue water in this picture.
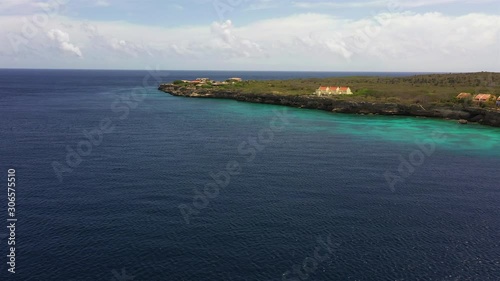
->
[0,69,499,281]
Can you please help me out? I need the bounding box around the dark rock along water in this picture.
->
[0,69,499,280]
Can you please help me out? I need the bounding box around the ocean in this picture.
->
[0,69,499,280]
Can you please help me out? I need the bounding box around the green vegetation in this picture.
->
[219,72,500,108]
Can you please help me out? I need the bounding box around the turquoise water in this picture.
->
[208,99,500,157]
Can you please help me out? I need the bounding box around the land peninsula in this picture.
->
[158,72,500,128]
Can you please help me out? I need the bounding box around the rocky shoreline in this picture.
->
[158,84,500,128]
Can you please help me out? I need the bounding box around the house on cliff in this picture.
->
[184,80,203,85]
[315,86,353,96]
[456,92,472,99]
[196,78,211,83]
[473,94,496,103]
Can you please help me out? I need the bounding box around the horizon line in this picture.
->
[1,68,498,74]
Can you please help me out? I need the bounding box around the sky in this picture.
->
[0,0,499,71]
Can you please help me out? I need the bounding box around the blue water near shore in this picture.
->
[0,69,499,280]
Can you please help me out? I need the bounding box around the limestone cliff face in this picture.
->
[158,84,500,128]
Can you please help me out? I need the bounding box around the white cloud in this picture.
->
[293,0,498,9]
[207,20,263,58]
[79,21,161,58]
[0,10,498,71]
[47,28,82,57]
[110,39,150,57]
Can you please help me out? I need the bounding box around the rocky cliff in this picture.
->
[158,84,500,128]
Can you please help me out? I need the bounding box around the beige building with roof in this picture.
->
[315,86,353,96]
[473,94,496,103]
[456,92,472,99]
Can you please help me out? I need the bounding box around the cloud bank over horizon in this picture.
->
[0,0,499,71]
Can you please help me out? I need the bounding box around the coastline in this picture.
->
[158,84,500,128]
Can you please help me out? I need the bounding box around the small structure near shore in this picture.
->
[473,94,496,103]
[456,92,472,99]
[170,77,242,87]
[196,78,211,83]
[315,86,353,96]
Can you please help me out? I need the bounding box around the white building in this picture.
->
[315,86,353,96]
